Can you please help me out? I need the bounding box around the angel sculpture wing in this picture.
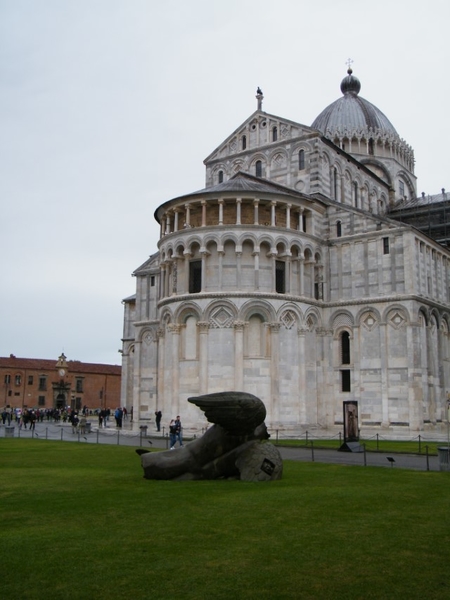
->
[187,391,266,436]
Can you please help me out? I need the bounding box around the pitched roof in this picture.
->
[0,355,121,375]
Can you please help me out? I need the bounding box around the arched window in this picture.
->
[218,170,223,184]
[368,138,374,155]
[354,181,358,207]
[182,315,198,360]
[337,220,342,237]
[272,126,278,142]
[341,331,350,364]
[242,135,247,150]
[298,149,305,170]
[333,168,338,200]
[255,160,262,178]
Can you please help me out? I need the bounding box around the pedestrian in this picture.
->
[79,414,87,434]
[169,419,177,449]
[114,406,123,428]
[174,415,183,447]
[155,410,162,432]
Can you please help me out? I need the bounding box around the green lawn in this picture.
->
[1,439,449,600]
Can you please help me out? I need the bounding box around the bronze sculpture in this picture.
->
[136,391,283,482]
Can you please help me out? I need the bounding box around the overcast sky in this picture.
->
[1,0,449,365]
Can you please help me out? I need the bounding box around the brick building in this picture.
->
[1,353,121,412]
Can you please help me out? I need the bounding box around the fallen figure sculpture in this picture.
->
[136,391,283,482]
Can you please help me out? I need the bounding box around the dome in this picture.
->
[312,69,399,138]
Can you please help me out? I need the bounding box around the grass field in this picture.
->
[2,439,450,600]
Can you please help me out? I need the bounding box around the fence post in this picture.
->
[96,429,99,444]
[46,427,48,440]
[311,440,314,462]
[376,434,379,451]
[363,443,367,467]
[425,445,430,471]
[306,430,309,445]
[276,429,279,444]
[338,431,341,447]
[418,435,422,454]
[117,430,120,445]
[61,428,63,441]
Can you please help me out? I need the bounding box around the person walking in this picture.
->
[174,415,183,447]
[155,410,162,432]
[169,419,177,449]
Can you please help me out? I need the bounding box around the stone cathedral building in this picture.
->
[121,69,450,435]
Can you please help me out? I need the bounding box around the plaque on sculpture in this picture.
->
[136,391,283,482]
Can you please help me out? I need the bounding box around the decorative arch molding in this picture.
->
[174,301,202,324]
[429,308,441,329]
[273,234,291,250]
[237,232,259,248]
[360,158,392,187]
[396,169,416,198]
[277,303,303,329]
[220,232,239,247]
[383,306,410,330]
[239,299,276,323]
[160,308,173,326]
[330,310,354,332]
[356,307,382,330]
[268,147,289,165]
[140,327,159,345]
[203,299,238,329]
[303,307,322,331]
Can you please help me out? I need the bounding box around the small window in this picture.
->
[341,370,351,392]
[276,261,285,294]
[314,282,323,300]
[272,127,277,142]
[4,374,11,384]
[150,276,155,287]
[218,170,223,184]
[368,138,374,155]
[76,378,84,393]
[15,375,21,386]
[383,237,390,255]
[399,181,405,197]
[189,260,202,293]
[337,221,342,237]
[333,168,338,200]
[354,182,358,208]
[38,396,45,406]
[39,376,47,391]
[255,160,262,178]
[299,149,305,170]
[28,376,33,385]
[242,135,247,150]
[341,331,351,364]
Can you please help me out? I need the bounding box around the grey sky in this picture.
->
[1,0,449,365]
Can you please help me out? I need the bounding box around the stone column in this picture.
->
[236,198,242,225]
[253,249,260,290]
[285,252,292,294]
[269,323,281,424]
[183,251,191,294]
[270,251,277,293]
[298,254,304,295]
[156,328,165,416]
[298,207,304,231]
[286,203,291,229]
[174,209,179,232]
[168,324,181,416]
[236,249,242,290]
[184,203,191,227]
[198,322,210,395]
[297,328,307,424]
[271,201,276,226]
[234,321,245,390]
[201,200,207,227]
[165,215,171,235]
[217,248,224,291]
[253,199,259,225]
[201,251,208,292]
[218,199,224,225]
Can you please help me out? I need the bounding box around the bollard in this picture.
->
[425,445,430,471]
[376,433,379,451]
[311,440,315,462]
[363,443,367,467]
[418,435,422,454]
